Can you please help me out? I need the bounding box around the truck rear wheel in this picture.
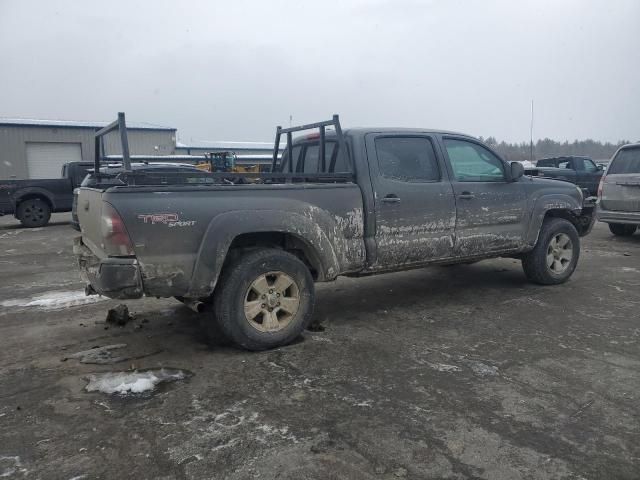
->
[522,218,580,285]
[608,223,637,236]
[213,248,315,351]
[17,198,51,228]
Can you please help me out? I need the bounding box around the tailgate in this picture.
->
[76,187,108,257]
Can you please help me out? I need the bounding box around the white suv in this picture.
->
[597,144,640,236]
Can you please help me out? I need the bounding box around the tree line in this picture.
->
[478,137,633,162]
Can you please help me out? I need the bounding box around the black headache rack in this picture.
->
[93,113,354,186]
[93,112,131,185]
[270,114,353,178]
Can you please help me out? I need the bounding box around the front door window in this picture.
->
[444,139,506,182]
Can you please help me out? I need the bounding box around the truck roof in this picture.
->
[292,127,475,141]
[344,127,472,136]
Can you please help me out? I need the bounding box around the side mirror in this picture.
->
[510,162,524,181]
[597,164,604,171]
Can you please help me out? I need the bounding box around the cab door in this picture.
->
[574,157,601,196]
[441,137,528,255]
[365,134,456,267]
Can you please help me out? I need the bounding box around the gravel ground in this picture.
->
[0,213,639,479]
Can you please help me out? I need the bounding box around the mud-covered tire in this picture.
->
[522,218,580,285]
[17,198,51,228]
[608,223,637,236]
[213,248,315,351]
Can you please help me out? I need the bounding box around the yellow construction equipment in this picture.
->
[195,151,260,173]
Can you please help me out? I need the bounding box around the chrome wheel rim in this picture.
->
[244,271,300,332]
[546,233,573,274]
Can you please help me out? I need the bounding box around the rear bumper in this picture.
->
[74,236,143,299]
[596,207,640,225]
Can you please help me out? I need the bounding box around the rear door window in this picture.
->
[374,136,440,182]
[608,147,640,174]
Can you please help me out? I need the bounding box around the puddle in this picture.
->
[85,368,188,395]
[1,290,106,310]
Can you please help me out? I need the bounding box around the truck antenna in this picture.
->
[530,100,534,162]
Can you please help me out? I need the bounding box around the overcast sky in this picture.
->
[1,0,638,144]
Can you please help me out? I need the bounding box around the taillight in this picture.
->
[597,176,605,199]
[101,203,134,256]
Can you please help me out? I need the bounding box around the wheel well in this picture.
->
[543,208,590,236]
[544,208,576,224]
[226,232,323,280]
[16,194,52,213]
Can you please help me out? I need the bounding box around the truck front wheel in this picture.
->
[16,198,51,228]
[522,218,580,285]
[213,248,315,351]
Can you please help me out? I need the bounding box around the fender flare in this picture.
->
[525,193,582,245]
[185,209,341,298]
[12,187,56,211]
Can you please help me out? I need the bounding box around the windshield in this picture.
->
[608,147,640,174]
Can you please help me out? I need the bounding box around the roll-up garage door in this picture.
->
[26,142,82,179]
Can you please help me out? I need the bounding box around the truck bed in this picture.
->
[77,182,366,298]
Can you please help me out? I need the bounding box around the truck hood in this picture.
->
[525,176,584,203]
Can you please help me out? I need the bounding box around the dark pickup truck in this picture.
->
[0,161,93,227]
[76,114,595,351]
[526,156,603,197]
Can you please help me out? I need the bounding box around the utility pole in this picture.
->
[530,100,534,162]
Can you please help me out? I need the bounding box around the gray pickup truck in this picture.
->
[75,114,595,350]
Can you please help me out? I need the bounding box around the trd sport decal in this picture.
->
[137,213,196,227]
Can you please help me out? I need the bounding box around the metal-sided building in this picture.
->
[0,118,176,179]
[175,140,275,156]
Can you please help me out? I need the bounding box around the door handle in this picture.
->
[382,194,401,203]
[458,192,475,200]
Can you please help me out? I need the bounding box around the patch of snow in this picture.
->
[0,456,27,478]
[427,362,462,373]
[1,290,106,310]
[518,160,536,168]
[468,362,499,377]
[85,369,186,395]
